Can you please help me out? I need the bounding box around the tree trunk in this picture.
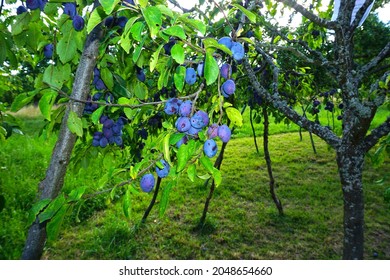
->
[21,9,103,260]
[336,146,365,260]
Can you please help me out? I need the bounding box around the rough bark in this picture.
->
[21,11,103,260]
[336,146,365,259]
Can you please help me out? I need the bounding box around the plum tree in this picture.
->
[2,0,386,261]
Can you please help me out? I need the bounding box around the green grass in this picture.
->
[0,110,389,260]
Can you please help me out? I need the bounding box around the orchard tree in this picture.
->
[1,0,388,260]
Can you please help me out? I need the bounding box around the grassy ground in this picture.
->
[0,107,389,260]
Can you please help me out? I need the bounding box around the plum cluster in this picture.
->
[92,116,126,148]
[163,98,231,158]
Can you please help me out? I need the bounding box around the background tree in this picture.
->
[1,0,388,260]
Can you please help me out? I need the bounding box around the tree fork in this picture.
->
[21,7,104,260]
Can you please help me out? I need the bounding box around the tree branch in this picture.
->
[276,0,337,29]
[242,58,341,149]
[364,117,390,153]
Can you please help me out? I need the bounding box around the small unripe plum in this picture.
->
[203,139,218,158]
[231,42,245,61]
[185,67,197,85]
[218,124,231,143]
[140,173,155,193]
[155,159,170,178]
[72,15,85,31]
[175,117,191,132]
[221,79,236,97]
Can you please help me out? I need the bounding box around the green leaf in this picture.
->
[11,91,39,112]
[163,26,186,40]
[159,181,174,217]
[163,133,172,165]
[134,82,148,99]
[57,21,78,64]
[138,0,148,8]
[142,6,162,38]
[87,6,106,33]
[123,188,131,218]
[38,194,66,223]
[200,156,214,174]
[130,21,145,41]
[156,4,174,18]
[27,198,51,226]
[101,68,114,90]
[99,0,120,15]
[67,111,83,137]
[226,107,243,127]
[38,90,58,121]
[169,133,185,145]
[46,204,67,241]
[68,187,86,202]
[187,164,196,182]
[204,52,219,85]
[174,65,186,92]
[203,38,232,55]
[150,44,163,73]
[171,44,185,64]
[133,37,145,63]
[186,19,207,35]
[91,106,105,125]
[177,142,190,173]
[213,169,222,187]
[43,63,71,89]
[231,4,257,23]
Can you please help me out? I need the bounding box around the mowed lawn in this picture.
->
[0,110,389,260]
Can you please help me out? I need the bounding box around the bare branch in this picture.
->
[276,0,337,29]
